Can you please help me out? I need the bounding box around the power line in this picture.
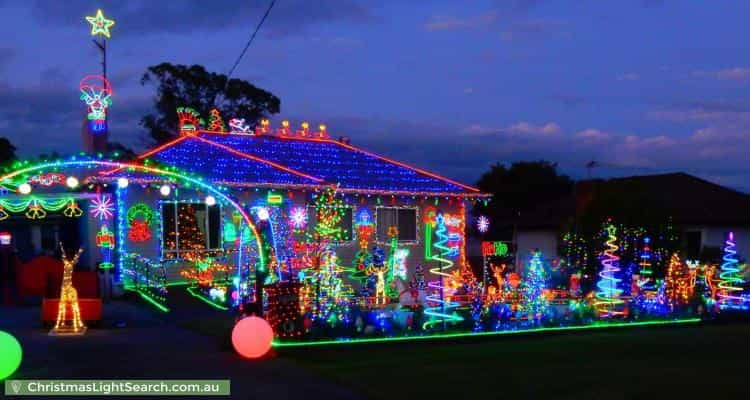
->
[227,0,276,80]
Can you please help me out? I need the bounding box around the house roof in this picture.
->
[516,172,750,228]
[109,131,486,197]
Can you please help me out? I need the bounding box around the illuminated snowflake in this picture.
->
[90,194,114,220]
[477,215,490,233]
[289,207,308,229]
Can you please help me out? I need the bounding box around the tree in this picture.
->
[521,250,549,322]
[474,161,573,239]
[0,137,17,168]
[140,63,281,145]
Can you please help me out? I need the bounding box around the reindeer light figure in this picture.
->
[50,243,87,335]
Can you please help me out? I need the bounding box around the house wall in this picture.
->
[515,229,559,272]
[683,225,750,260]
[115,184,469,289]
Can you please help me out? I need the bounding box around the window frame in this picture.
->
[305,204,355,245]
[375,206,420,244]
[160,200,223,259]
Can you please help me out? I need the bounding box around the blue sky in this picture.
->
[1,0,750,190]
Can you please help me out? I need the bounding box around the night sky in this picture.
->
[1,1,750,191]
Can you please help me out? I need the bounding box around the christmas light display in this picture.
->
[127,203,155,242]
[17,183,31,194]
[51,244,86,335]
[521,251,549,322]
[482,241,509,257]
[718,232,745,309]
[177,107,203,134]
[96,224,115,269]
[265,282,304,338]
[89,194,114,220]
[79,75,112,132]
[267,192,283,204]
[0,158,266,288]
[664,252,695,309]
[594,225,625,317]
[637,237,655,291]
[0,197,84,220]
[66,176,79,188]
[229,118,251,134]
[424,212,463,329]
[351,210,374,282]
[289,206,308,230]
[477,215,490,233]
[123,253,169,312]
[232,316,274,359]
[0,330,22,380]
[207,108,226,132]
[29,172,66,186]
[85,9,115,38]
[189,132,485,196]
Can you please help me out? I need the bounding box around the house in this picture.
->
[513,172,750,265]
[0,117,489,309]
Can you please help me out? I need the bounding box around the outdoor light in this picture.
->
[66,176,79,189]
[159,184,171,196]
[256,207,270,221]
[117,177,129,189]
[231,316,273,359]
[205,195,216,206]
[0,330,22,380]
[18,183,31,195]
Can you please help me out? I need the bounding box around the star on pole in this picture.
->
[86,9,115,38]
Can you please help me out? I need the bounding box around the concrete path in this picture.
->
[0,292,361,399]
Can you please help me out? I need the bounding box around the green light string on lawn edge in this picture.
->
[273,318,701,347]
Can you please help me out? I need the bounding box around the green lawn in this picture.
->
[278,322,750,400]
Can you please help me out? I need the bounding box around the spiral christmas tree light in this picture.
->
[718,232,745,310]
[637,236,655,291]
[424,213,463,329]
[594,225,625,317]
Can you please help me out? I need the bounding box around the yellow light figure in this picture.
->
[85,9,115,38]
[50,243,86,336]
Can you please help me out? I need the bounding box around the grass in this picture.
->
[278,321,750,400]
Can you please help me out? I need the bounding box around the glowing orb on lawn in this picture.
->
[231,316,273,359]
[0,330,22,380]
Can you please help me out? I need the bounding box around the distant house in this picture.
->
[513,173,750,265]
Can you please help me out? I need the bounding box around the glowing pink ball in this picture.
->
[231,316,274,359]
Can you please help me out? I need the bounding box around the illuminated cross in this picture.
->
[85,9,115,38]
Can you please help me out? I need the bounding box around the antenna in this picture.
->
[585,160,599,179]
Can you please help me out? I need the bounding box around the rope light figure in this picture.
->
[50,243,87,335]
[718,232,746,310]
[79,75,112,133]
[594,224,625,317]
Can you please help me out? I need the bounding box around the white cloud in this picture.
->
[506,121,561,135]
[692,67,750,82]
[575,128,611,141]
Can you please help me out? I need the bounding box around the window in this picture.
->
[376,207,417,242]
[306,205,353,242]
[162,202,221,258]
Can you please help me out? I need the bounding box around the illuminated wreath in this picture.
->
[127,203,155,242]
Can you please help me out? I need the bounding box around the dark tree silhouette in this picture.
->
[140,63,281,145]
[473,161,574,239]
[0,137,17,168]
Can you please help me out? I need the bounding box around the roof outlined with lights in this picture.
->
[111,130,487,197]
